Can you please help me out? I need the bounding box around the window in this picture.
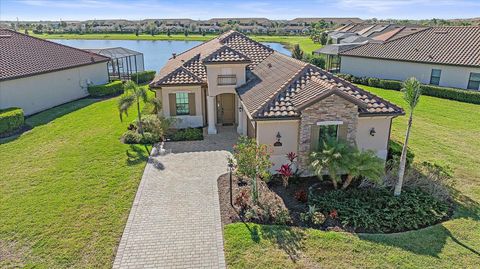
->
[430,69,441,85]
[217,74,237,85]
[317,125,338,150]
[175,92,189,115]
[467,72,480,90]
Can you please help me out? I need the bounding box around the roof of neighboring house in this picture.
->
[314,43,367,55]
[331,23,427,41]
[0,29,109,81]
[340,26,480,67]
[84,47,142,58]
[151,30,403,118]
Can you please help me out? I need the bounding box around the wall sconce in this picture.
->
[238,106,243,112]
[369,128,376,136]
[274,132,282,147]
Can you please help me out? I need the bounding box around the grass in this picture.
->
[31,33,322,54]
[0,97,150,268]
[224,86,480,268]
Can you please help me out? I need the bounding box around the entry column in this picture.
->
[207,96,217,134]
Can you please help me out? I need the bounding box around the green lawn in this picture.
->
[0,97,150,268]
[224,86,480,268]
[31,33,321,54]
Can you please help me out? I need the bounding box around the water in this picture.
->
[49,39,291,72]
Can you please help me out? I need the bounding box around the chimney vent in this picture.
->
[172,53,176,59]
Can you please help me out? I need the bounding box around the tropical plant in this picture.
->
[309,137,354,189]
[342,150,384,189]
[118,81,149,134]
[394,77,422,196]
[291,44,304,60]
[276,164,293,187]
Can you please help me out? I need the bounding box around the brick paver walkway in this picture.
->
[113,127,237,269]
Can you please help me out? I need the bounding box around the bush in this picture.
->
[0,107,24,135]
[309,188,450,233]
[303,54,325,69]
[88,81,123,97]
[131,70,156,84]
[387,140,415,167]
[122,130,159,144]
[336,73,480,104]
[170,128,203,141]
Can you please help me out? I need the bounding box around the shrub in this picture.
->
[387,140,415,167]
[169,128,203,141]
[0,107,24,135]
[294,189,308,203]
[131,70,156,84]
[122,130,142,144]
[88,81,123,97]
[309,188,450,233]
[303,54,326,69]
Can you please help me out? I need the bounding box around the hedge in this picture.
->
[87,81,123,97]
[0,107,24,135]
[131,70,156,84]
[336,73,480,104]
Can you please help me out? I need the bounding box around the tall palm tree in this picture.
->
[342,150,384,189]
[292,44,304,60]
[118,81,148,133]
[309,137,353,189]
[394,77,422,196]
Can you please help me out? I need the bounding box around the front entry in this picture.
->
[216,93,235,125]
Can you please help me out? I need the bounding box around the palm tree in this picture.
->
[342,150,384,189]
[292,44,304,60]
[394,77,422,196]
[309,137,353,189]
[118,81,148,133]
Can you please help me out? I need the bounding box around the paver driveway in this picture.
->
[113,128,237,268]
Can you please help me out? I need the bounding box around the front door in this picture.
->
[217,94,235,125]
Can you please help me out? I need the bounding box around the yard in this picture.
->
[223,86,480,268]
[31,33,321,54]
[0,97,150,268]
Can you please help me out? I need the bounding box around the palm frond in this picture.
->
[118,94,135,121]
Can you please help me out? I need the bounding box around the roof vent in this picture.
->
[0,35,12,38]
[267,63,272,68]
[90,56,95,62]
[172,53,176,59]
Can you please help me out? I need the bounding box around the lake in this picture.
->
[49,39,291,72]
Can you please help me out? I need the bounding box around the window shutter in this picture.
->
[310,125,320,151]
[338,124,348,140]
[169,93,176,116]
[188,93,196,116]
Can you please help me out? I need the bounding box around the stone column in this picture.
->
[207,96,217,134]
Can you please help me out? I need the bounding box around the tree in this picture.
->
[166,28,171,37]
[342,150,384,189]
[24,29,29,35]
[184,29,189,37]
[291,44,304,60]
[118,81,149,134]
[394,77,422,196]
[309,138,353,189]
[320,32,328,45]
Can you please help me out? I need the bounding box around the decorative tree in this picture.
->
[342,150,384,189]
[394,77,422,196]
[292,44,304,60]
[118,81,149,134]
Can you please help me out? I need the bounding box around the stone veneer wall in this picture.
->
[297,94,359,171]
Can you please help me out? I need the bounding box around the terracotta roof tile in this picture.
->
[0,29,109,81]
[203,45,251,64]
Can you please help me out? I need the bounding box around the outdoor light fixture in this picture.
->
[227,159,235,206]
[238,106,243,112]
[274,131,282,147]
[370,128,376,136]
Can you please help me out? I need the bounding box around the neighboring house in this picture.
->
[84,47,145,81]
[0,29,109,115]
[340,26,480,90]
[150,31,404,171]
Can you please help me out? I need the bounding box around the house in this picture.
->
[339,26,480,90]
[84,47,144,81]
[150,31,404,171]
[0,29,109,115]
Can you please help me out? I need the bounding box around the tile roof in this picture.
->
[341,26,480,67]
[0,29,109,81]
[203,45,251,64]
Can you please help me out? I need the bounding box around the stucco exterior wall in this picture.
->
[298,94,359,171]
[340,56,480,89]
[0,63,108,115]
[256,120,300,172]
[205,63,247,97]
[355,116,392,160]
[157,85,204,128]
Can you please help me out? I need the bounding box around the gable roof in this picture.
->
[0,29,110,81]
[203,45,251,64]
[340,26,480,67]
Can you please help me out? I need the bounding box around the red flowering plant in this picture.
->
[329,209,338,219]
[276,164,293,187]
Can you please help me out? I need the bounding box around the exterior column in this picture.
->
[207,96,217,134]
[237,104,243,134]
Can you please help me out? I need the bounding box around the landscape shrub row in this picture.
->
[131,71,156,84]
[0,107,24,135]
[168,128,203,141]
[336,73,480,104]
[87,81,123,97]
[309,188,450,233]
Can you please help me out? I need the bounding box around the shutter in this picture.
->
[169,93,176,116]
[338,124,348,140]
[310,125,320,151]
[188,93,196,116]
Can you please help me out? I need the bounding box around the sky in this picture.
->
[0,0,479,21]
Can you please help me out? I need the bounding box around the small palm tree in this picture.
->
[118,81,148,133]
[394,77,422,196]
[292,44,304,60]
[342,150,384,189]
[309,137,353,189]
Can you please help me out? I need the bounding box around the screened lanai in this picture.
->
[85,47,144,81]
